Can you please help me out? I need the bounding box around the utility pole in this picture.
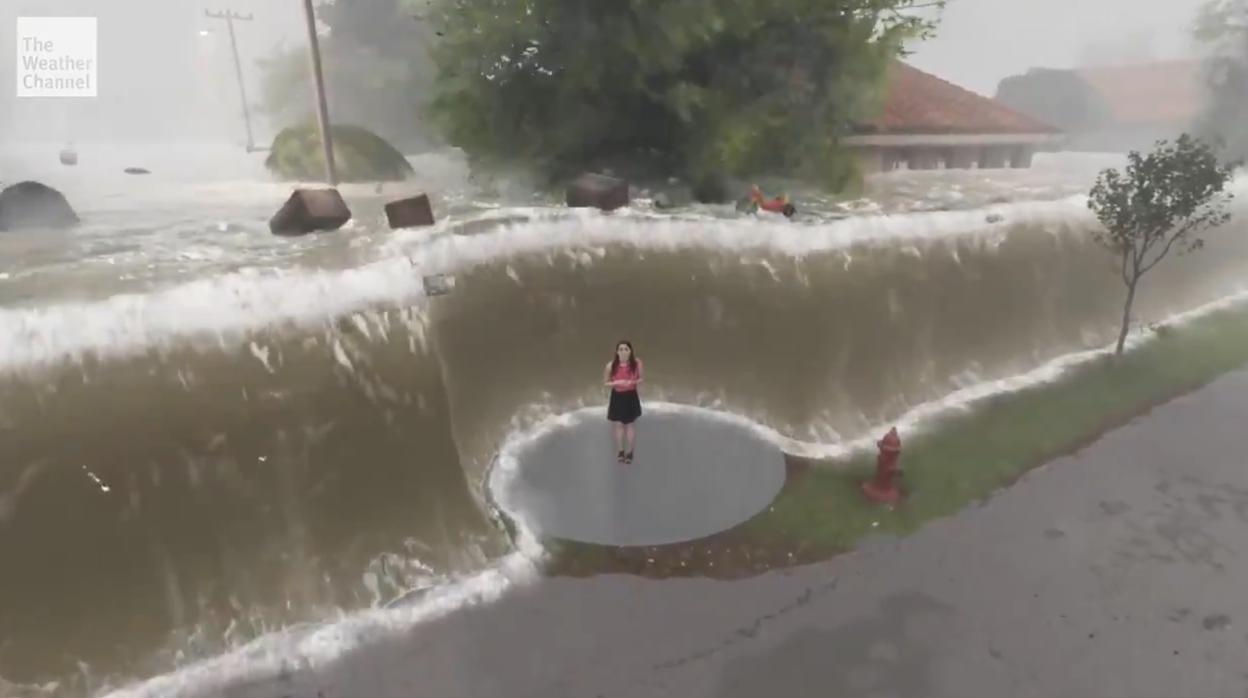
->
[301,0,338,186]
[204,9,259,152]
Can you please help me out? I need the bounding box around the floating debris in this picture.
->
[423,273,456,297]
[82,466,110,493]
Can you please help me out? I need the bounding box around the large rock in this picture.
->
[384,194,435,229]
[0,181,80,231]
[566,173,629,211]
[269,188,352,236]
[264,124,414,183]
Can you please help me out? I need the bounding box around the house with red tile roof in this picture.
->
[841,61,1064,173]
[995,60,1204,152]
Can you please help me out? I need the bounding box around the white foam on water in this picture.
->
[0,195,1112,375]
[100,522,545,698]
[0,261,426,373]
[391,195,1092,262]
[489,286,1248,476]
[6,170,1248,377]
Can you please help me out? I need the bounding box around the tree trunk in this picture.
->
[1115,280,1138,356]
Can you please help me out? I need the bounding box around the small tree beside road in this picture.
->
[1088,134,1237,356]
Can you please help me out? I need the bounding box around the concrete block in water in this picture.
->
[566,173,629,211]
[385,193,435,229]
[269,188,351,236]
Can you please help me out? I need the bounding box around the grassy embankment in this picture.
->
[547,302,1248,578]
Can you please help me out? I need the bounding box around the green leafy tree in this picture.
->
[427,0,943,193]
[1087,134,1236,356]
[265,123,415,181]
[1193,0,1248,163]
[1194,0,1248,40]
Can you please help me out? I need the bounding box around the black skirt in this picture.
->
[607,389,642,424]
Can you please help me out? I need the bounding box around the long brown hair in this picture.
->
[610,340,638,377]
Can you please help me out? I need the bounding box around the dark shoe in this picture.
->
[623,451,633,464]
[617,450,625,463]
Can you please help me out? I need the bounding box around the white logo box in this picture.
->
[16,16,98,98]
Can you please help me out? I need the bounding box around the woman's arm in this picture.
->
[604,361,614,386]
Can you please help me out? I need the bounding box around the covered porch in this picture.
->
[843,132,1065,173]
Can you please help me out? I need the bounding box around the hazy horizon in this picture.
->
[0,0,1219,144]
[909,0,1210,96]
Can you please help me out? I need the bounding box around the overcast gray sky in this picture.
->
[907,0,1210,96]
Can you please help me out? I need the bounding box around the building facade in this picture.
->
[843,62,1063,173]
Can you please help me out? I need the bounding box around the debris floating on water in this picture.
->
[82,466,110,493]
[423,273,456,297]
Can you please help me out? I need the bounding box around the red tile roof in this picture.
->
[857,61,1060,135]
[1075,60,1203,126]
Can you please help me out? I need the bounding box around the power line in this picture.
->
[204,9,259,152]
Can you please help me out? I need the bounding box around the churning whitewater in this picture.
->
[2,145,1248,697]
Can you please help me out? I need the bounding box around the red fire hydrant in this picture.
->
[862,426,903,505]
